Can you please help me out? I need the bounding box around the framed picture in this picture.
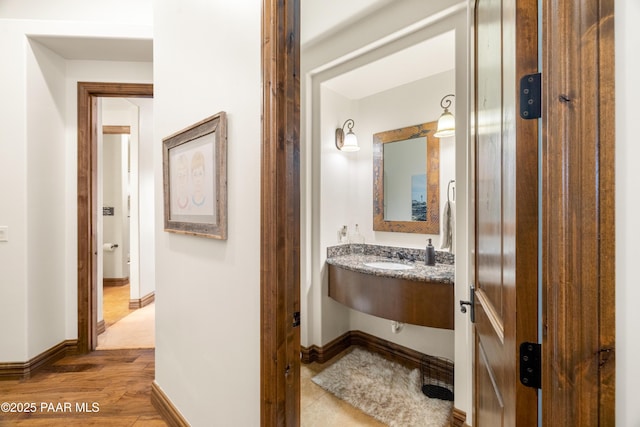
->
[163,112,227,239]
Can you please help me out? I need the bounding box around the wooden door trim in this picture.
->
[542,0,615,424]
[260,0,301,425]
[77,82,153,353]
[102,125,131,135]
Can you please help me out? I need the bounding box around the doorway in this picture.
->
[260,0,615,425]
[77,82,154,353]
[99,124,134,341]
[298,3,469,425]
[96,98,156,350]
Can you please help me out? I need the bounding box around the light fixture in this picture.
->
[335,119,360,152]
[434,94,455,138]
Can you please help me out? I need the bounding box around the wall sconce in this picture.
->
[434,94,455,138]
[335,119,360,152]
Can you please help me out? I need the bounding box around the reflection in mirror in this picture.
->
[383,137,427,221]
[373,121,439,234]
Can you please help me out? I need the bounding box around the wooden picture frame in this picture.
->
[373,121,440,234]
[163,112,227,239]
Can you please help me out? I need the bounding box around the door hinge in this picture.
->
[519,73,541,119]
[519,342,541,389]
[292,311,300,327]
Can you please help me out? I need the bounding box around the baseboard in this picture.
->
[103,277,129,287]
[129,291,155,309]
[151,381,190,427]
[0,339,78,381]
[452,407,467,427]
[301,331,351,364]
[302,330,454,385]
[97,320,106,335]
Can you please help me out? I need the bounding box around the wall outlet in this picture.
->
[0,226,8,242]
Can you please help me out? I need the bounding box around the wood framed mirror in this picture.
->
[373,121,440,234]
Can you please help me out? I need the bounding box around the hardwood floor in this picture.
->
[0,349,166,426]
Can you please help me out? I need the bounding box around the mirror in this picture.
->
[373,121,440,234]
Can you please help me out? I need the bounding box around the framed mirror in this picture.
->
[373,121,440,234]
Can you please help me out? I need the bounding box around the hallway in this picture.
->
[0,349,164,426]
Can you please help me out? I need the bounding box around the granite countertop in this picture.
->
[326,244,455,284]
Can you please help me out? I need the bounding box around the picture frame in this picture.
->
[163,112,227,239]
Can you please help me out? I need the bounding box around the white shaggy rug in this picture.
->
[311,348,452,427]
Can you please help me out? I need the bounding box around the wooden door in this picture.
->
[473,0,539,425]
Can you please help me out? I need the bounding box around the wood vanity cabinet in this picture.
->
[328,264,454,330]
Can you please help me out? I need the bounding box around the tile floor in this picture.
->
[301,351,386,427]
[102,283,135,328]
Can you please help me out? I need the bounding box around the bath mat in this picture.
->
[311,348,452,427]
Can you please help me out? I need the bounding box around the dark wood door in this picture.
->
[473,0,539,425]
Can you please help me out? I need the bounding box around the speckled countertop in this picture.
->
[326,244,455,284]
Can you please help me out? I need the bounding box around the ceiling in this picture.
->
[301,0,394,46]
[27,0,384,62]
[301,0,456,100]
[29,35,152,62]
[322,30,455,100]
[27,1,454,100]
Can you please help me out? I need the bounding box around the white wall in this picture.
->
[317,72,457,362]
[0,21,29,362]
[0,5,152,361]
[0,0,152,25]
[355,71,456,248]
[102,97,156,304]
[128,98,156,300]
[5,2,632,425]
[314,87,353,346]
[153,1,261,425]
[102,133,127,279]
[102,99,137,282]
[25,36,67,358]
[616,0,640,425]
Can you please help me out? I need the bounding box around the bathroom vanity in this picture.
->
[326,244,454,330]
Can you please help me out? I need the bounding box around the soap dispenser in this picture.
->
[425,238,436,266]
[350,224,365,254]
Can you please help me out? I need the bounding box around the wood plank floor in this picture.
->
[0,349,166,426]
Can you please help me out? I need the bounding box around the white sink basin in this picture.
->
[364,261,414,271]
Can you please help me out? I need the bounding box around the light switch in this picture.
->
[0,226,8,242]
